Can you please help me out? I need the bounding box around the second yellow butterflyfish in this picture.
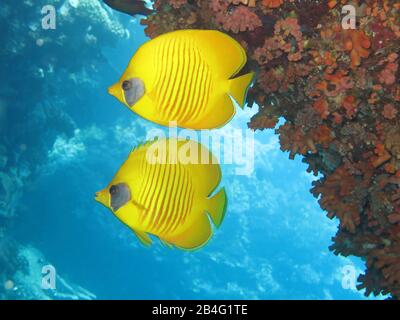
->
[108,29,254,129]
[95,138,227,250]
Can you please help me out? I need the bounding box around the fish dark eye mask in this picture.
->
[110,183,131,212]
[122,78,145,107]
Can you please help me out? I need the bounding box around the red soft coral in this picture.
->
[342,95,359,119]
[378,61,398,86]
[215,5,262,33]
[382,104,398,120]
[313,98,329,119]
[315,70,354,97]
[342,30,371,69]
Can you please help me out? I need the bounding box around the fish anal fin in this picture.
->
[134,230,152,247]
[131,198,147,212]
[159,238,173,249]
[194,93,235,129]
[167,214,212,251]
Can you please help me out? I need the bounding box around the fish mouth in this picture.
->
[108,82,131,108]
[108,83,120,98]
[108,79,145,108]
[95,190,109,207]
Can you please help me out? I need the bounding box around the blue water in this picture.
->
[1,1,376,300]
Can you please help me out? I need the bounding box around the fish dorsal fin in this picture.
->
[167,213,212,251]
[130,138,156,154]
[134,230,152,247]
[186,30,247,79]
[179,139,223,195]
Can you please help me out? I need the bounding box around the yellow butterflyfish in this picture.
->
[95,138,227,250]
[108,29,254,129]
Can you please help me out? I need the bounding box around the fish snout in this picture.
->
[95,189,109,207]
[108,83,120,97]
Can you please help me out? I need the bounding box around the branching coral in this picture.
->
[142,0,400,299]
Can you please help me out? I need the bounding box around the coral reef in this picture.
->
[141,0,400,299]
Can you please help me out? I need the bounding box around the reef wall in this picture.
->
[140,0,400,299]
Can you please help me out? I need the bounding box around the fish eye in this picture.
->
[122,78,145,107]
[122,80,132,91]
[109,185,117,195]
[110,183,131,212]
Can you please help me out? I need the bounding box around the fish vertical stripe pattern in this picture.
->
[154,37,212,125]
[108,29,255,129]
[95,138,227,250]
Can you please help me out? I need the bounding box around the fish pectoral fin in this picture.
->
[133,230,153,247]
[131,198,147,211]
[228,72,255,108]
[131,93,161,123]
[146,90,157,102]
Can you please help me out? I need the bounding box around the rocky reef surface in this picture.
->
[140,0,400,299]
[0,0,131,299]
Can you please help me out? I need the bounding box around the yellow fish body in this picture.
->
[95,138,227,250]
[108,29,254,129]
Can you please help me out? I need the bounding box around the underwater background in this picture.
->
[0,0,392,300]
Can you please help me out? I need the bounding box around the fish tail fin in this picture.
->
[228,72,254,109]
[206,188,227,228]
